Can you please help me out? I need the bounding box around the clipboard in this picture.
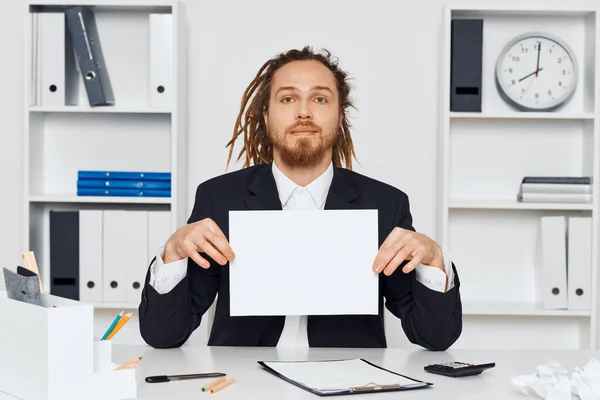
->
[257,358,433,396]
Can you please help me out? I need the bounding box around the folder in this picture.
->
[65,6,115,106]
[535,216,568,309]
[77,188,171,197]
[79,210,103,303]
[147,211,172,265]
[258,358,431,396]
[77,179,171,190]
[567,217,592,310]
[149,14,173,108]
[78,170,171,181]
[450,19,483,111]
[103,210,148,303]
[38,12,78,106]
[49,210,80,300]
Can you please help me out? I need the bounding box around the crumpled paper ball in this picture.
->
[512,359,600,400]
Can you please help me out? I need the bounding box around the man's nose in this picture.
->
[296,100,313,119]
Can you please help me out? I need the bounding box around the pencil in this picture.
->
[101,311,123,340]
[21,251,44,293]
[210,377,235,394]
[105,312,133,340]
[202,377,226,392]
[115,356,143,371]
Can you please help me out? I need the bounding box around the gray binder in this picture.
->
[65,6,115,106]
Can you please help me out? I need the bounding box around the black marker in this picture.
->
[145,372,226,383]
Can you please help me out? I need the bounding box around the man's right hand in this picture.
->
[163,218,235,269]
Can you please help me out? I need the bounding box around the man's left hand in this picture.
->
[372,227,444,276]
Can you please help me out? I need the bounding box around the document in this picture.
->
[259,359,430,395]
[228,210,379,316]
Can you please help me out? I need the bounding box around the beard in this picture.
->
[268,121,338,168]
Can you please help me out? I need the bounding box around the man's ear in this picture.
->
[263,109,269,128]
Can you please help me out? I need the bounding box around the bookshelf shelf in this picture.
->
[29,105,172,114]
[448,200,593,211]
[449,112,594,120]
[462,300,591,317]
[28,194,172,205]
[92,302,139,310]
[440,6,599,350]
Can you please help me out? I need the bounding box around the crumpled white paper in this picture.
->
[512,359,600,400]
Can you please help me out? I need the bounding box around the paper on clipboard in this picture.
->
[259,359,431,395]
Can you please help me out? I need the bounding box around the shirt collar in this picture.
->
[271,161,334,208]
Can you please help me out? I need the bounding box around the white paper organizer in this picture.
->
[0,293,137,400]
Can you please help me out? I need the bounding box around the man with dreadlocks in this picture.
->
[139,46,462,351]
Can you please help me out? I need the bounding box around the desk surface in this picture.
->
[113,345,600,399]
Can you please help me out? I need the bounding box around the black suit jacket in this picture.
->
[139,163,462,350]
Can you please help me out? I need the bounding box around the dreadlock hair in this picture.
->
[225,46,357,171]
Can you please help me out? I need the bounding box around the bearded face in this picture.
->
[264,60,341,168]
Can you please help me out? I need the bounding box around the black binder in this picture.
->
[65,6,115,106]
[450,19,483,112]
[257,358,432,396]
[49,210,80,300]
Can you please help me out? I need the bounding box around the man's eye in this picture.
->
[282,97,294,103]
[314,97,327,103]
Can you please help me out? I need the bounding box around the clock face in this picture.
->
[495,33,578,111]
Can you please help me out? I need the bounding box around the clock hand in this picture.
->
[522,71,536,97]
[536,42,541,77]
[518,68,544,82]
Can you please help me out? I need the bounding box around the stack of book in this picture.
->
[77,170,171,197]
[517,176,592,204]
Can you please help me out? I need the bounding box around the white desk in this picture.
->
[111,345,600,399]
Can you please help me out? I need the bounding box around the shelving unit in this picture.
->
[440,5,599,349]
[22,0,187,310]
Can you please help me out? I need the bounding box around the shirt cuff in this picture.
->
[415,251,454,293]
[149,245,188,294]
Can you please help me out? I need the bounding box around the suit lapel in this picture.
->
[325,168,359,209]
[245,164,283,211]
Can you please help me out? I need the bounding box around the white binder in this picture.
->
[147,210,172,265]
[103,210,148,303]
[148,14,173,108]
[39,12,65,106]
[79,210,104,303]
[536,216,568,309]
[36,12,79,107]
[567,216,592,310]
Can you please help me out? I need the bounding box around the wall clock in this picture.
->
[495,32,578,111]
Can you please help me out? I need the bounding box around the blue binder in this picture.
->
[77,171,171,181]
[65,6,115,106]
[77,179,171,190]
[77,188,171,197]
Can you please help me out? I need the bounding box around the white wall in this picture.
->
[1,0,598,348]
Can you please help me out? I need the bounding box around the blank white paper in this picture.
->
[262,359,426,393]
[228,210,379,316]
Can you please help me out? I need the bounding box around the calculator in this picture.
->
[424,361,495,377]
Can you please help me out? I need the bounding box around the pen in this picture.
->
[145,372,226,383]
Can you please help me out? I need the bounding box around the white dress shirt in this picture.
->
[149,161,455,348]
